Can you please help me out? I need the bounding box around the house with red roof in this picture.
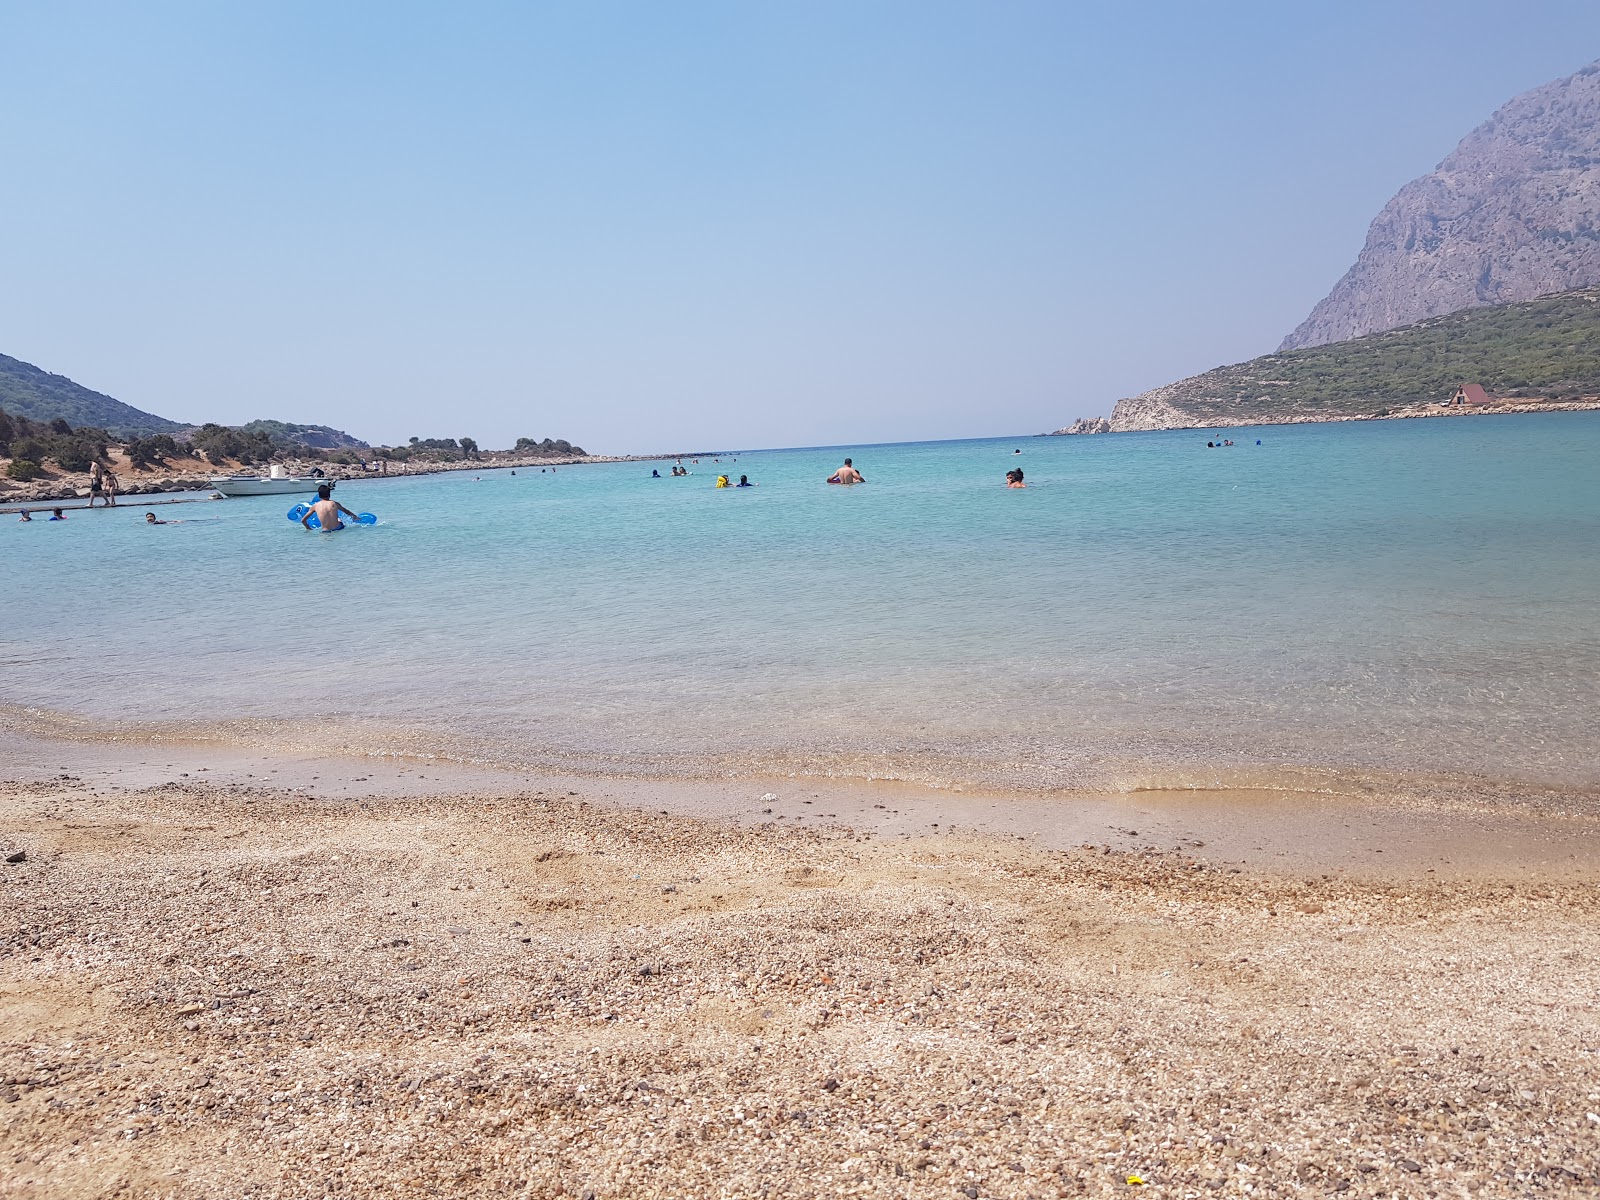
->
[1448,383,1493,406]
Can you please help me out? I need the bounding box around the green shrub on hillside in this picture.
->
[190,422,276,465]
[126,433,180,468]
[6,459,42,481]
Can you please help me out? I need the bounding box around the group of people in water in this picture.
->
[17,507,176,523]
[15,448,1049,527]
[646,454,1032,489]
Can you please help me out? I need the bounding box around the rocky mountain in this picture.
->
[1281,60,1600,350]
[0,352,184,437]
[1074,287,1600,432]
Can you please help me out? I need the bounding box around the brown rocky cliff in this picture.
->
[1281,60,1600,350]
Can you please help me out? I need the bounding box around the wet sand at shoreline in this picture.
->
[2,731,1599,1197]
[3,728,1598,881]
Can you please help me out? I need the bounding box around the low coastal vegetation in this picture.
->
[0,404,590,505]
[380,435,585,464]
[0,348,587,497]
[1093,286,1600,430]
[0,410,112,481]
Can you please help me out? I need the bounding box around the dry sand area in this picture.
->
[2,765,1599,1199]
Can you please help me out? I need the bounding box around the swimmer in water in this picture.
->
[17,509,31,522]
[301,484,359,532]
[49,508,66,521]
[829,457,865,485]
[1006,468,1026,488]
[736,475,753,487]
[144,512,167,525]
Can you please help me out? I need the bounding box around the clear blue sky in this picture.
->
[3,2,1598,453]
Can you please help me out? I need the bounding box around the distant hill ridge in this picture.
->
[0,351,367,448]
[0,352,183,437]
[1282,59,1600,350]
[235,419,368,451]
[1084,287,1600,432]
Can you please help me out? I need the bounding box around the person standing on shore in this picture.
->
[88,462,106,507]
[103,465,118,506]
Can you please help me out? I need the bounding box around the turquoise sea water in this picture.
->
[6,413,1600,796]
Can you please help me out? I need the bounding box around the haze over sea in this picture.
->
[8,412,1600,800]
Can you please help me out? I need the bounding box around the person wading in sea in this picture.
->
[829,457,865,485]
[301,484,359,532]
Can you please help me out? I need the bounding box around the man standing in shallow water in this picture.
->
[301,484,359,532]
[830,457,865,484]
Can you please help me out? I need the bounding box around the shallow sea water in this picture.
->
[6,413,1600,795]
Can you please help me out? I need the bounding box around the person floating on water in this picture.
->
[736,475,753,487]
[715,474,730,488]
[49,508,66,521]
[301,484,359,532]
[828,457,865,485]
[144,512,178,525]
[651,469,661,478]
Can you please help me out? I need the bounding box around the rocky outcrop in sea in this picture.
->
[1050,417,1111,435]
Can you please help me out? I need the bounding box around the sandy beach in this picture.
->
[3,731,1597,1198]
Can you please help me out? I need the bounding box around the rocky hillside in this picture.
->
[1087,287,1600,431]
[1282,60,1600,350]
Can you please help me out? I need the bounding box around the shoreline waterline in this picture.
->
[7,711,1599,882]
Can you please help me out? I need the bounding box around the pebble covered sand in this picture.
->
[2,773,1597,1198]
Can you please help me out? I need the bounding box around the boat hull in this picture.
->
[211,477,329,497]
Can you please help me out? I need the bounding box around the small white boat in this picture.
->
[211,465,333,498]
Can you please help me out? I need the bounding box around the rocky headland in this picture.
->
[1055,287,1600,433]
[1282,59,1600,350]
